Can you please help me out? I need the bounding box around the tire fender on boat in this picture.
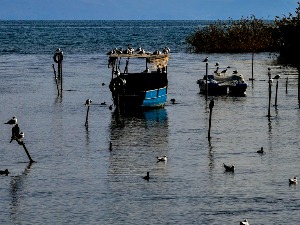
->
[109,77,126,93]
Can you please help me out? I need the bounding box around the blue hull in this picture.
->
[142,87,167,108]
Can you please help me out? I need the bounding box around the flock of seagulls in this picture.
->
[107,45,170,56]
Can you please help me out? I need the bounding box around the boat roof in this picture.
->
[108,53,169,60]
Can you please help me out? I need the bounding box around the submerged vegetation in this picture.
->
[186,2,300,66]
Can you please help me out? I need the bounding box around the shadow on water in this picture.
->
[9,162,34,223]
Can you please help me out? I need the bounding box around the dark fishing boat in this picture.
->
[108,46,170,111]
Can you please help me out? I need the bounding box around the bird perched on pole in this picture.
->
[202,57,208,62]
[5,117,17,125]
[85,99,92,106]
[10,124,20,143]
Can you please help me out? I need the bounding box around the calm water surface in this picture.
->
[0,21,300,225]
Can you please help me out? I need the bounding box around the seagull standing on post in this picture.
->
[203,57,208,62]
[5,117,17,125]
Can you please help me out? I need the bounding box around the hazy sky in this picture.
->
[1,0,298,20]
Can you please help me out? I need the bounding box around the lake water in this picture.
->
[0,21,300,225]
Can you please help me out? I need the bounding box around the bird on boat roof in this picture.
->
[126,45,134,54]
[152,50,161,55]
[0,169,10,175]
[240,219,250,225]
[257,147,264,154]
[289,176,297,185]
[162,46,170,54]
[5,116,17,125]
[273,74,280,79]
[223,163,234,172]
[202,57,208,62]
[157,155,168,162]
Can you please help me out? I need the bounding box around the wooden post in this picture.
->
[208,98,214,140]
[286,77,288,94]
[274,79,279,107]
[53,49,63,95]
[205,62,208,100]
[298,67,300,108]
[52,64,60,96]
[268,79,272,118]
[19,141,35,163]
[249,52,255,81]
[85,105,90,126]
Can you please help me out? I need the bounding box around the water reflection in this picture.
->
[108,109,169,176]
[10,162,33,223]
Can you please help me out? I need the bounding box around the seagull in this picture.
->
[202,57,208,62]
[0,169,10,175]
[5,117,17,125]
[85,99,92,106]
[257,147,264,154]
[273,74,281,79]
[143,172,150,181]
[170,98,176,104]
[157,155,168,162]
[16,132,24,140]
[152,50,161,55]
[10,124,20,143]
[162,46,170,54]
[289,176,297,185]
[240,219,250,225]
[223,163,235,172]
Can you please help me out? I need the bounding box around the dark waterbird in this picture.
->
[273,74,281,79]
[289,176,297,185]
[0,169,10,175]
[223,163,235,172]
[143,172,150,181]
[170,98,176,104]
[257,147,264,154]
[85,99,92,106]
[202,57,208,62]
[10,124,20,143]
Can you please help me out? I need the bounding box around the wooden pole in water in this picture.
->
[251,52,254,80]
[268,79,272,118]
[298,67,300,108]
[85,105,90,126]
[274,79,279,107]
[286,77,288,94]
[52,64,60,96]
[208,98,214,140]
[206,62,208,100]
[19,141,35,163]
